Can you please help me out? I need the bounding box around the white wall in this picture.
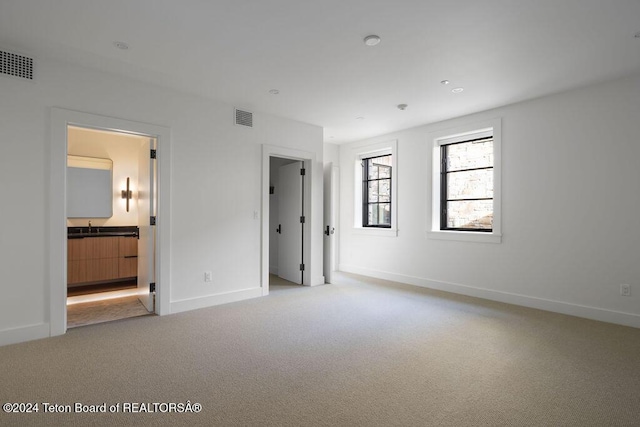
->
[323,143,339,167]
[0,57,323,345]
[67,127,146,227]
[339,72,640,327]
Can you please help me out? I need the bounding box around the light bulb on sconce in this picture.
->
[121,177,133,212]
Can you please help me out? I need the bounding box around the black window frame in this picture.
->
[362,154,392,228]
[440,136,493,232]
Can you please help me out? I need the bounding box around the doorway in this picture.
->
[65,126,156,327]
[261,144,317,294]
[49,108,171,336]
[269,157,304,288]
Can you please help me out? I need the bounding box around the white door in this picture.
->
[278,161,303,284]
[137,138,156,312]
[323,164,339,283]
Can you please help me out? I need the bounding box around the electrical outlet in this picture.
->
[620,284,631,297]
[204,271,213,282]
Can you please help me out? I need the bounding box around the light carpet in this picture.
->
[1,273,639,426]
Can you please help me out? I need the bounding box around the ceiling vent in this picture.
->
[0,50,34,80]
[234,108,253,128]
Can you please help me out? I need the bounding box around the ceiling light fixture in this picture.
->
[441,80,450,85]
[268,89,280,95]
[113,41,129,50]
[452,87,464,94]
[363,35,381,46]
[397,104,408,110]
[356,116,365,120]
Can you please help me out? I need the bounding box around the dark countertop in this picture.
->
[68,226,139,239]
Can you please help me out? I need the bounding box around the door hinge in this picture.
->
[300,168,305,176]
[150,149,157,159]
[299,263,305,271]
[150,216,157,226]
[300,216,305,224]
[150,282,156,293]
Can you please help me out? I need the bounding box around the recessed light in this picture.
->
[268,89,280,95]
[397,104,408,110]
[452,87,464,94]
[363,35,381,46]
[441,80,450,85]
[356,116,365,120]
[113,41,129,50]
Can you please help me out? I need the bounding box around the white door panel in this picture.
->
[323,164,338,283]
[278,161,303,284]
[137,139,155,312]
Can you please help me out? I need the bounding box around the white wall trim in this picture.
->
[171,287,263,314]
[338,264,640,329]
[50,108,172,337]
[352,228,398,237]
[425,230,501,243]
[0,323,50,347]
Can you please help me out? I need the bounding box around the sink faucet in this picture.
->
[88,220,92,233]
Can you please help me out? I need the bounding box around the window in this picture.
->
[440,137,493,231]
[362,154,392,227]
[428,118,501,243]
[350,139,397,236]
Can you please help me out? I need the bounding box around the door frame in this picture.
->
[261,145,317,294]
[49,108,172,336]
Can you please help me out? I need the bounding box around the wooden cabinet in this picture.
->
[118,237,138,279]
[67,238,88,284]
[67,236,138,286]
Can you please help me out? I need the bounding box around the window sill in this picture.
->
[352,227,398,237]
[426,230,501,243]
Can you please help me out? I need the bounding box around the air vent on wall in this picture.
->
[235,108,253,128]
[0,50,34,80]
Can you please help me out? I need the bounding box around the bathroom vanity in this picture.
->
[67,226,139,288]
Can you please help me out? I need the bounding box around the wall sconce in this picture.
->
[121,177,133,212]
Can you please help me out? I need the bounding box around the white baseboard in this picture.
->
[0,323,50,347]
[338,264,640,329]
[170,287,263,314]
[311,275,325,287]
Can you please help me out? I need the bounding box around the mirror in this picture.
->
[67,155,113,218]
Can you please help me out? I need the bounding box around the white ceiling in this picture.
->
[1,0,639,143]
